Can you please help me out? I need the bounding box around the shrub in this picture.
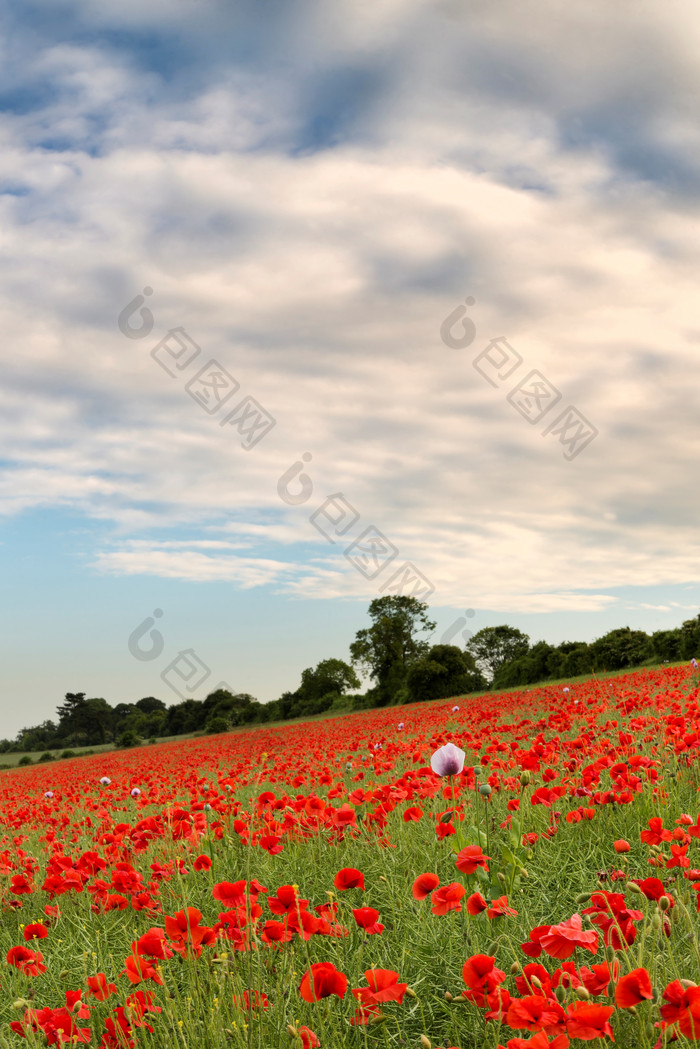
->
[38,752,54,763]
[18,755,32,766]
[205,716,229,735]
[60,750,76,759]
[118,730,140,749]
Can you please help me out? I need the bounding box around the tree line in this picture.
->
[2,599,698,753]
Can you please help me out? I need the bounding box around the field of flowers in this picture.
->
[2,664,700,1049]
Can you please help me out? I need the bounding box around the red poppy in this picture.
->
[487,895,518,919]
[299,962,347,1002]
[615,967,653,1008]
[193,854,212,871]
[122,953,163,985]
[506,995,566,1032]
[431,882,465,915]
[298,1027,320,1048]
[613,839,630,853]
[334,868,365,891]
[23,923,48,941]
[135,928,174,960]
[467,891,488,915]
[412,873,439,900]
[538,914,598,959]
[353,969,408,1004]
[267,885,309,915]
[455,845,490,875]
[6,945,47,976]
[352,907,384,935]
[87,973,117,1001]
[565,1001,615,1040]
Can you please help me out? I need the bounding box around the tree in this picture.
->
[407,645,486,703]
[350,596,436,706]
[135,697,167,715]
[466,626,530,683]
[297,659,360,706]
[589,627,652,672]
[492,640,555,689]
[56,692,88,742]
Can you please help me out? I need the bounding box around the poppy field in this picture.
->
[2,664,700,1049]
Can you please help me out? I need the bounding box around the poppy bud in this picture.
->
[680,979,698,989]
[554,985,566,1003]
[497,872,506,884]
[530,975,543,990]
[479,784,492,796]
[368,1014,386,1026]
[510,962,521,974]
[605,945,616,962]
[575,892,591,904]
[420,1037,431,1049]
[287,1026,298,1037]
[651,913,662,931]
[12,1000,30,1010]
[59,970,69,980]
[520,770,531,786]
[575,986,591,1000]
[659,895,672,911]
[521,869,529,878]
[625,881,644,894]
[445,991,453,1001]
[405,988,417,999]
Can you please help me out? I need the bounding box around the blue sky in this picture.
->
[1,0,699,737]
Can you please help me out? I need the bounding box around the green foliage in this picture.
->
[205,715,230,735]
[118,730,140,749]
[350,596,436,705]
[18,755,32,766]
[407,644,486,702]
[37,751,54,763]
[590,627,653,671]
[466,624,531,682]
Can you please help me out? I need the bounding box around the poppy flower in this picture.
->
[298,1027,320,1048]
[135,928,173,960]
[352,907,384,935]
[539,914,599,959]
[353,969,408,1004]
[122,953,164,985]
[334,868,365,891]
[455,845,490,875]
[615,967,653,1008]
[565,1001,615,1040]
[430,882,465,915]
[87,973,117,1001]
[431,742,466,777]
[164,907,216,958]
[299,962,347,1002]
[613,839,630,853]
[466,891,488,915]
[506,995,566,1031]
[6,945,47,976]
[412,873,440,900]
[487,895,518,919]
[193,854,212,871]
[462,954,506,994]
[23,923,48,941]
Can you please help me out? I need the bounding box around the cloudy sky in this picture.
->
[1,0,699,736]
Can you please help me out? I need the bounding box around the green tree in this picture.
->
[297,659,360,706]
[589,627,652,671]
[407,644,486,703]
[466,625,530,683]
[350,596,436,706]
[135,697,167,715]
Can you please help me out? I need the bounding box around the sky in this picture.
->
[1,0,699,738]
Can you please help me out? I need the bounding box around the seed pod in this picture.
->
[479,783,492,796]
